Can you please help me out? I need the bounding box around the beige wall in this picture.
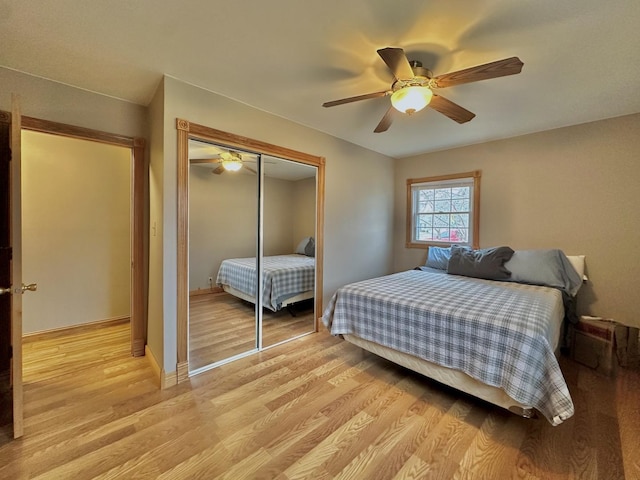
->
[21,130,131,333]
[292,176,317,248]
[188,168,260,291]
[147,78,165,368]
[153,75,395,373]
[0,68,147,138]
[393,113,640,328]
[264,177,298,257]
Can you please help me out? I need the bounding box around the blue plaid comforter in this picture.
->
[322,269,574,425]
[217,254,315,311]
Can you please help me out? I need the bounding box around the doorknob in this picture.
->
[22,283,37,293]
[0,286,10,295]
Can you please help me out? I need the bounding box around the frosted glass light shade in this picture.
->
[391,86,433,114]
[222,159,242,171]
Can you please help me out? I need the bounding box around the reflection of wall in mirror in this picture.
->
[188,169,315,291]
[292,176,316,251]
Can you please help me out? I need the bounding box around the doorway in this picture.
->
[21,131,132,379]
[0,108,146,439]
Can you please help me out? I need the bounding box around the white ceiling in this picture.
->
[2,0,639,158]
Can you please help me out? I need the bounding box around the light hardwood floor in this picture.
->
[189,292,315,371]
[0,322,639,479]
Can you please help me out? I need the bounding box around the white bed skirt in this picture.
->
[343,334,534,417]
[222,284,314,311]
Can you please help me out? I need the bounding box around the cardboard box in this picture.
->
[571,316,617,376]
[615,324,640,368]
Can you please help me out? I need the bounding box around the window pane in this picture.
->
[416,226,433,241]
[451,198,469,212]
[418,189,434,202]
[434,199,451,212]
[456,228,469,243]
[451,187,470,198]
[434,214,449,228]
[434,188,451,200]
[451,213,469,228]
[417,214,433,228]
[418,199,434,213]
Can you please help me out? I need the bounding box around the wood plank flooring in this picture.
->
[1,322,639,479]
[189,292,314,370]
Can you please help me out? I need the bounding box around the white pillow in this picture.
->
[566,255,587,281]
[295,237,312,255]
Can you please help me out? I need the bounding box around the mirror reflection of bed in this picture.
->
[188,142,317,372]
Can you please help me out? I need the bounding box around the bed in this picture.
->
[216,254,315,312]
[323,247,583,426]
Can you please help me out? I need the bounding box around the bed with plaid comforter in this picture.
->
[216,254,315,311]
[322,269,574,425]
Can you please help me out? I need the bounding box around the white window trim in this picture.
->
[406,170,481,249]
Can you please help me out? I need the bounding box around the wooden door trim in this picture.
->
[2,110,148,357]
[176,118,325,382]
[10,96,24,438]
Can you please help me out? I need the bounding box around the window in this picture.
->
[406,170,480,249]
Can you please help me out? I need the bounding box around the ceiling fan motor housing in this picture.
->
[392,61,433,93]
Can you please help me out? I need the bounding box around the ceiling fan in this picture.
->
[189,151,257,174]
[322,47,523,133]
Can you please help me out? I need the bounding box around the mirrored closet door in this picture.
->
[188,140,259,371]
[262,156,317,348]
[176,119,324,378]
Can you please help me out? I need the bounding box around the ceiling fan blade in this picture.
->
[244,165,257,175]
[374,106,395,133]
[432,57,523,88]
[377,47,414,80]
[429,95,476,124]
[323,91,388,108]
[212,165,225,175]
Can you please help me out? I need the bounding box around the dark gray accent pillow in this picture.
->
[447,246,515,280]
[304,237,315,257]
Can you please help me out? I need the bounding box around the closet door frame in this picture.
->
[176,118,325,381]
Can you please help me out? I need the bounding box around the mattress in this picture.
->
[216,254,314,311]
[322,269,573,425]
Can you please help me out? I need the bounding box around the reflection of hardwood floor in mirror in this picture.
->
[189,292,315,371]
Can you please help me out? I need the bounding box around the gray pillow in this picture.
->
[425,246,451,270]
[304,237,315,257]
[447,246,515,280]
[295,237,312,255]
[504,249,582,295]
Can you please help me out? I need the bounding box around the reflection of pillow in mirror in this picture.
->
[295,237,312,255]
[305,237,315,257]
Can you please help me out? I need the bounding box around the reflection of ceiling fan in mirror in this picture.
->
[323,47,523,133]
[189,151,257,175]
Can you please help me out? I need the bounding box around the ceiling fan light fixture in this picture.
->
[390,86,433,114]
[222,159,242,171]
